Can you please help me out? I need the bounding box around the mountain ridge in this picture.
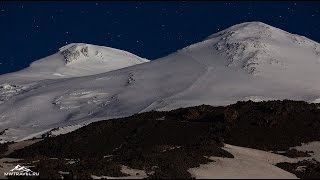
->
[0,21,320,142]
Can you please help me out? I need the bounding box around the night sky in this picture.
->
[0,1,319,75]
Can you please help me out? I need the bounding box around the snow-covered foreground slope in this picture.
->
[1,21,320,141]
[188,144,298,179]
[0,43,149,83]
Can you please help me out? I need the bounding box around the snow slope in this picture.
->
[1,21,320,141]
[0,43,149,83]
[292,141,320,162]
[188,144,298,179]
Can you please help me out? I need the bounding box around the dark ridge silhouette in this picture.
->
[7,100,320,179]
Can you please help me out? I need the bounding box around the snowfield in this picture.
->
[1,22,320,141]
[188,144,298,179]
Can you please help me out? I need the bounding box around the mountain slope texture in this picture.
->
[0,21,320,142]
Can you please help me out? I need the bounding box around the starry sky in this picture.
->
[0,1,319,74]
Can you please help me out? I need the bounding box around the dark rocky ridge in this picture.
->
[225,100,320,150]
[6,100,320,179]
[276,159,320,179]
[274,149,313,158]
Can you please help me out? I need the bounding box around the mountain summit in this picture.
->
[0,43,149,83]
[184,21,320,75]
[58,43,149,65]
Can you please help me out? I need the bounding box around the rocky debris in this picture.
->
[59,44,91,64]
[276,159,320,179]
[126,73,135,86]
[0,129,8,136]
[273,149,313,158]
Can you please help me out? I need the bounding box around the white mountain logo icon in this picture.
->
[4,164,39,176]
[10,165,33,173]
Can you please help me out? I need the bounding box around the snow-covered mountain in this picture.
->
[0,43,149,83]
[1,21,320,142]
